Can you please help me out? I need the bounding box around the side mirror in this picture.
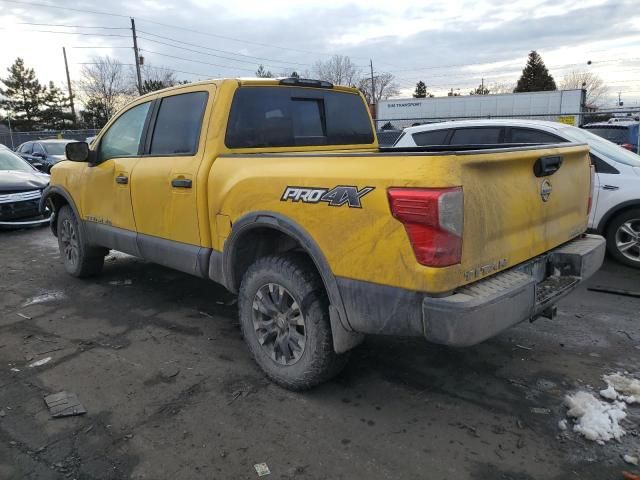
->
[65,142,90,162]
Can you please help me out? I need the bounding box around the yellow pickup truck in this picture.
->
[42,78,605,390]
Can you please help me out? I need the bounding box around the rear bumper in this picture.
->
[336,234,605,347]
[422,234,605,346]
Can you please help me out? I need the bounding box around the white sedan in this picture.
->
[393,119,640,268]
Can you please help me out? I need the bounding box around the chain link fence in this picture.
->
[0,129,100,149]
[375,110,640,146]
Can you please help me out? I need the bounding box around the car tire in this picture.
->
[605,208,640,268]
[56,205,107,277]
[238,253,349,390]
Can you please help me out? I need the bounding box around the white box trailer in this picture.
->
[378,89,586,127]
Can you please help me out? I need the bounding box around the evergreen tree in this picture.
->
[514,51,556,92]
[80,97,110,129]
[255,65,273,78]
[41,82,74,129]
[0,58,45,130]
[141,79,168,94]
[413,81,427,98]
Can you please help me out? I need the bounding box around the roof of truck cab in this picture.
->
[136,77,359,100]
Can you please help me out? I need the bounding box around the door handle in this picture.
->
[171,178,192,188]
[602,185,619,191]
[115,175,128,185]
[533,155,563,177]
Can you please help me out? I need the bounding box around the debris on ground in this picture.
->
[530,407,551,415]
[109,279,133,286]
[0,409,6,418]
[564,391,626,444]
[44,392,87,418]
[622,471,640,480]
[254,463,270,477]
[10,367,20,372]
[587,286,640,298]
[558,419,567,431]
[16,312,31,320]
[22,291,66,307]
[28,356,52,368]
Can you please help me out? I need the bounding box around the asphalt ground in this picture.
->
[1,226,639,480]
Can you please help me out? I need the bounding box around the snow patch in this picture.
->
[599,385,618,401]
[604,373,640,403]
[558,419,568,431]
[564,391,626,444]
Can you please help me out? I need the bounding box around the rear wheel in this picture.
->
[605,208,640,268]
[238,254,349,390]
[57,206,107,277]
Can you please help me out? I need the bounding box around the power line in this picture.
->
[137,30,311,67]
[77,62,217,79]
[16,22,129,29]
[0,0,128,17]
[137,35,304,71]
[140,49,257,73]
[0,28,130,37]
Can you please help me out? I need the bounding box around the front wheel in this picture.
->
[606,208,640,268]
[238,254,349,390]
[56,206,107,277]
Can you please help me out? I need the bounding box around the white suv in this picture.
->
[393,119,640,268]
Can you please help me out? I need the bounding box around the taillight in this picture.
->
[621,143,633,151]
[588,165,595,215]
[387,187,463,267]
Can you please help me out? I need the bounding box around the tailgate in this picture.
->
[459,144,591,284]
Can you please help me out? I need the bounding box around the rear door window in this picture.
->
[590,153,619,174]
[510,128,564,144]
[225,86,374,148]
[412,129,451,146]
[149,91,209,155]
[449,127,502,145]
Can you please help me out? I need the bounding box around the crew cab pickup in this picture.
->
[42,77,605,390]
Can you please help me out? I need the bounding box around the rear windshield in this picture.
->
[225,86,374,148]
[42,142,68,155]
[583,126,628,144]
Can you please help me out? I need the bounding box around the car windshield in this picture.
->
[583,126,629,144]
[0,149,34,172]
[42,142,68,155]
[560,126,640,167]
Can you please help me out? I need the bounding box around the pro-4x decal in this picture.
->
[281,185,375,208]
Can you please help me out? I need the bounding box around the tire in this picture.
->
[238,253,349,390]
[605,208,640,268]
[56,205,107,277]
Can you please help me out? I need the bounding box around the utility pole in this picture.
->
[618,91,623,107]
[369,59,376,105]
[481,77,484,94]
[62,47,76,125]
[131,17,143,95]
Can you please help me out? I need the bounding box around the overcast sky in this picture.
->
[0,0,639,107]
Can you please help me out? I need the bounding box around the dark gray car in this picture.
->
[0,148,51,227]
[16,139,73,173]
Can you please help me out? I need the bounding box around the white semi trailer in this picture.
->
[377,89,586,127]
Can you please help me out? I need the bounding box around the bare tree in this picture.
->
[78,56,134,122]
[561,70,608,108]
[488,81,516,94]
[358,72,400,104]
[312,55,359,86]
[139,65,179,93]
